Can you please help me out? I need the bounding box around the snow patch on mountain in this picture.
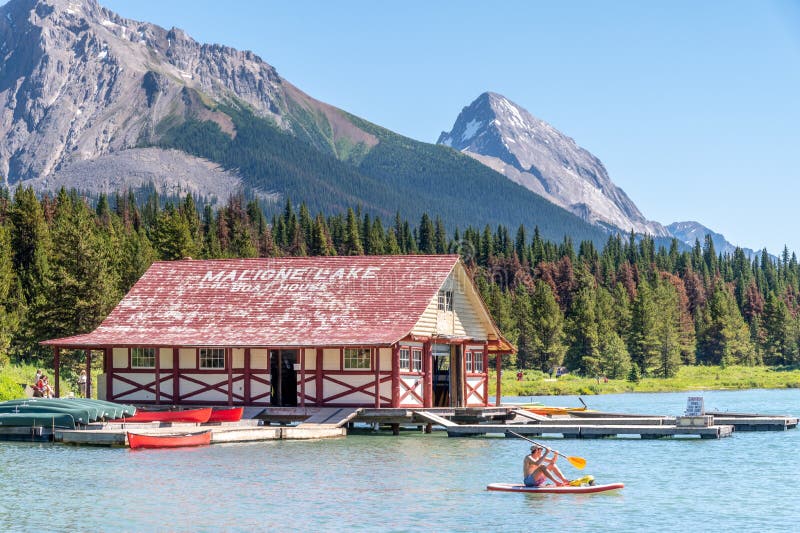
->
[461,119,483,142]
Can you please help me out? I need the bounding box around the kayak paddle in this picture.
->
[506,430,587,470]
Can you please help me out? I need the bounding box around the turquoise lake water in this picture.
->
[1,389,798,532]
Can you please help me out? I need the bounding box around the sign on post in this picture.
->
[685,396,705,416]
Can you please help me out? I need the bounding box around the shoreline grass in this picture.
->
[4,363,799,402]
[492,365,800,397]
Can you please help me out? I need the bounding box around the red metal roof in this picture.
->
[43,255,462,348]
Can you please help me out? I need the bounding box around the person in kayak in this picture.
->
[523,445,570,487]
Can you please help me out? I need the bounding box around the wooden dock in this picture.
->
[0,425,51,442]
[487,422,734,439]
[296,407,360,428]
[400,408,791,439]
[56,417,344,446]
[705,412,798,431]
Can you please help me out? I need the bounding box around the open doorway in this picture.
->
[432,344,465,407]
[432,344,450,407]
[269,349,298,406]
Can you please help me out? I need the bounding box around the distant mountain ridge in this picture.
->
[667,221,762,259]
[438,92,669,237]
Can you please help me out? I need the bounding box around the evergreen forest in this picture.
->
[154,101,612,247]
[1,187,799,380]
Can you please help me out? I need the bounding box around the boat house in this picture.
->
[42,255,513,408]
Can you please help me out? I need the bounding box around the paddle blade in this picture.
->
[567,455,587,470]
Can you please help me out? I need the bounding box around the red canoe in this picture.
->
[127,430,212,449]
[117,407,212,424]
[207,407,244,423]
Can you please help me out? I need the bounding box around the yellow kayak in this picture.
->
[520,405,588,415]
[509,398,591,416]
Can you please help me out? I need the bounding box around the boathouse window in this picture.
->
[344,348,371,370]
[412,349,422,372]
[131,347,155,369]
[399,348,410,371]
[438,290,453,311]
[200,348,225,369]
[472,351,484,373]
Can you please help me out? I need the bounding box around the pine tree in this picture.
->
[37,195,120,355]
[152,205,199,260]
[118,226,156,292]
[596,286,631,379]
[487,283,517,360]
[652,279,682,378]
[368,217,386,255]
[418,213,435,254]
[698,280,757,366]
[9,188,51,359]
[343,208,364,255]
[529,280,566,373]
[761,291,793,365]
[224,195,258,258]
[599,333,630,380]
[298,203,314,250]
[9,187,51,302]
[629,281,659,375]
[627,363,641,383]
[512,285,534,369]
[95,194,112,228]
[0,224,21,364]
[434,217,447,254]
[202,204,223,258]
[310,214,336,256]
[662,272,696,364]
[384,228,401,255]
[563,268,600,375]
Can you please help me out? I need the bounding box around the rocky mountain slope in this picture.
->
[438,92,669,237]
[0,0,374,196]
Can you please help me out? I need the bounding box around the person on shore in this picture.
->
[78,370,87,398]
[523,445,570,487]
[33,370,44,397]
[42,375,54,398]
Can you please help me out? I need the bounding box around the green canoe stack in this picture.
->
[0,397,137,430]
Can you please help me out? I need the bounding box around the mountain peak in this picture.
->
[438,92,668,237]
[0,0,300,185]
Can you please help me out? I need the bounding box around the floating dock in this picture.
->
[5,405,796,445]
[350,407,796,439]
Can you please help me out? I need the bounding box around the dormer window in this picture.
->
[438,290,453,311]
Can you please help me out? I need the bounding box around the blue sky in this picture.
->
[100,0,800,255]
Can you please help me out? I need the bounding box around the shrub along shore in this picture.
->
[492,365,800,397]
